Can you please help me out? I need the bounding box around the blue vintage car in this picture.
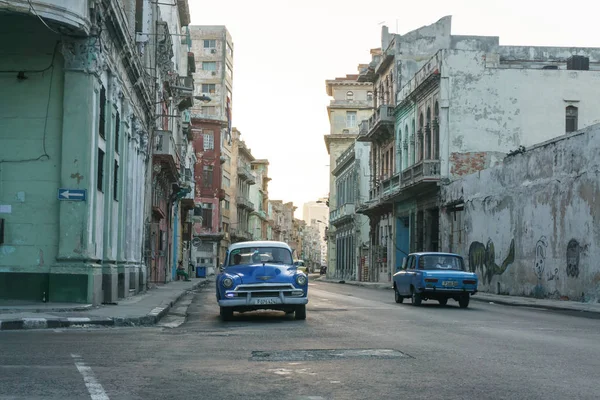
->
[392,252,478,308]
[216,240,308,320]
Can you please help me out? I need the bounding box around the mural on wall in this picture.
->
[566,239,581,278]
[534,236,548,280]
[468,238,515,284]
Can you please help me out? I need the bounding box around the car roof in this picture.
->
[228,240,292,252]
[410,252,462,257]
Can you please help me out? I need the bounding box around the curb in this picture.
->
[0,279,211,331]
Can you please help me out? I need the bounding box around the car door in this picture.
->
[397,255,415,295]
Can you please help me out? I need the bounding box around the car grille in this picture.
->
[229,283,303,298]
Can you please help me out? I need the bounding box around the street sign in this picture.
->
[57,188,87,201]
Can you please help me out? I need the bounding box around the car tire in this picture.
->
[438,298,448,306]
[458,295,470,309]
[295,305,307,320]
[220,307,234,321]
[394,287,404,304]
[411,288,422,306]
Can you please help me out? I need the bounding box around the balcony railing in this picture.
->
[6,1,92,33]
[357,105,394,141]
[330,203,355,226]
[237,165,255,184]
[401,160,441,188]
[236,195,255,211]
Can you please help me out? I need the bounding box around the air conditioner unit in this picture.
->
[211,71,217,76]
[211,49,217,54]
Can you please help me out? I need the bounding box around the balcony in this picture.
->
[236,195,255,211]
[328,99,372,109]
[330,203,355,227]
[5,1,92,33]
[153,130,180,179]
[356,105,395,142]
[237,165,255,184]
[230,228,252,242]
[401,160,441,188]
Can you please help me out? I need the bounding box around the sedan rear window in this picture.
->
[418,255,464,271]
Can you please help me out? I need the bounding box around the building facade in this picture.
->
[323,73,374,278]
[358,15,600,283]
[302,199,329,267]
[230,128,255,243]
[0,0,192,303]
[189,25,234,272]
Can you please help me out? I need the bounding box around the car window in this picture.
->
[408,256,415,270]
[418,255,465,271]
[227,247,293,266]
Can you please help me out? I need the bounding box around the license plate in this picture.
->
[252,298,279,305]
[442,281,458,287]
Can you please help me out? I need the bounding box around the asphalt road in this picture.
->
[1,278,600,400]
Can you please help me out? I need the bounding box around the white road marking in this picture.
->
[68,317,92,323]
[71,354,109,400]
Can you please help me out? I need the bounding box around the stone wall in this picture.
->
[441,124,600,301]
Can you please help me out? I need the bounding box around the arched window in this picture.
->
[411,118,416,165]
[434,101,440,159]
[404,124,409,169]
[418,113,424,161]
[566,105,578,133]
[367,91,373,102]
[346,91,354,101]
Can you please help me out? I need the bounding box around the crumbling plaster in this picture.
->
[441,125,600,301]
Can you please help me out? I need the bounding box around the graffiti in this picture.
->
[566,239,580,278]
[546,268,559,281]
[534,236,548,280]
[468,238,515,284]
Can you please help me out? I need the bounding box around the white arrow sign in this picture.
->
[60,190,84,199]
[58,189,87,201]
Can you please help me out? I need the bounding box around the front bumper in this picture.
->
[218,282,308,307]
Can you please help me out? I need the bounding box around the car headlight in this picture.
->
[295,274,307,286]
[222,277,234,289]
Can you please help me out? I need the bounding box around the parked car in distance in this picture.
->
[294,259,309,275]
[216,241,308,321]
[320,265,327,275]
[393,252,478,308]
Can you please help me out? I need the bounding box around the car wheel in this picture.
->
[295,305,307,320]
[394,286,404,304]
[220,307,233,321]
[458,295,470,309]
[411,288,422,306]
[438,298,448,306]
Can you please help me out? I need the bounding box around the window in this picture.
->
[97,148,105,192]
[367,91,373,102]
[203,131,214,150]
[203,165,213,187]
[99,85,106,139]
[113,160,119,201]
[203,39,216,48]
[566,105,578,133]
[201,106,216,116]
[202,203,213,229]
[115,111,120,153]
[202,61,216,71]
[225,64,233,80]
[346,91,354,101]
[346,111,357,128]
[223,199,230,209]
[223,176,230,187]
[226,42,233,58]
[201,83,216,94]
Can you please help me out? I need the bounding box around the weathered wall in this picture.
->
[445,49,600,179]
[441,125,600,301]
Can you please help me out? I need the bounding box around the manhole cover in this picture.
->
[250,348,412,362]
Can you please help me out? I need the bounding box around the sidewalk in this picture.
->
[0,277,211,331]
[315,276,600,315]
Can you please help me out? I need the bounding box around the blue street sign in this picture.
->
[57,188,87,201]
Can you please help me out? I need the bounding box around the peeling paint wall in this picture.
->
[441,125,600,301]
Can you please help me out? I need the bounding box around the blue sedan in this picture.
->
[216,241,308,320]
[393,252,478,308]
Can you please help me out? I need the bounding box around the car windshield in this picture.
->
[227,247,293,266]
[418,255,464,271]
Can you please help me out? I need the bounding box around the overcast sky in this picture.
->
[188,0,599,219]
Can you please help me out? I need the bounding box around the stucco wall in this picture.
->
[441,125,600,301]
[445,49,600,178]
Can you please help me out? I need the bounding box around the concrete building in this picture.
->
[357,15,600,282]
[302,198,329,266]
[441,124,600,301]
[323,73,374,277]
[269,200,284,241]
[0,0,194,303]
[189,25,234,272]
[230,128,256,243]
[249,159,270,240]
[330,142,371,281]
